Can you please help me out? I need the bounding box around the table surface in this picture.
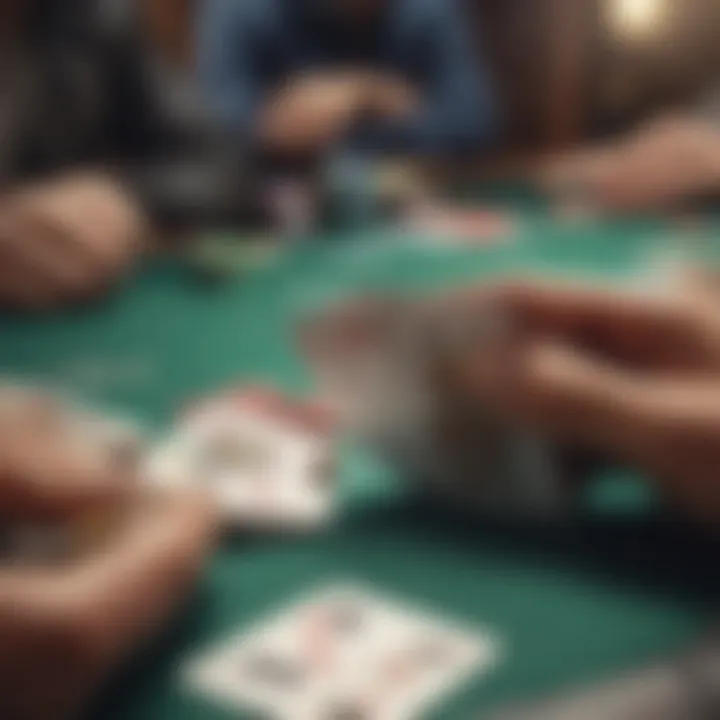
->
[0,185,718,719]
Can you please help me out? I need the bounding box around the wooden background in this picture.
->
[142,0,720,153]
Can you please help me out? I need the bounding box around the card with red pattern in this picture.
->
[145,386,337,531]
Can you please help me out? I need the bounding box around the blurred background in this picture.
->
[143,0,720,152]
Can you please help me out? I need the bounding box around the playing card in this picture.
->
[185,584,500,720]
[297,293,570,516]
[296,294,434,449]
[145,387,337,531]
[403,203,517,246]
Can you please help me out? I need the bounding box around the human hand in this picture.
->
[366,73,420,120]
[0,386,133,523]
[447,278,720,520]
[261,72,376,154]
[0,488,217,720]
[597,117,720,210]
[0,174,147,310]
[538,117,720,212]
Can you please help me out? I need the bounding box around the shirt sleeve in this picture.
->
[197,0,268,133]
[351,0,498,156]
[98,0,252,231]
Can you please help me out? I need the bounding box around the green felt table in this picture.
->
[0,186,718,719]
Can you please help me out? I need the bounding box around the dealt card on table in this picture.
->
[402,203,517,247]
[184,584,501,720]
[145,386,337,532]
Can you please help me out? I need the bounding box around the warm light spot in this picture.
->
[608,0,668,39]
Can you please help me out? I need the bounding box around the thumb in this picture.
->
[0,444,134,524]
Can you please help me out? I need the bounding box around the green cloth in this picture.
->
[0,189,717,719]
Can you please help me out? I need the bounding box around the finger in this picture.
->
[611,380,720,521]
[0,200,118,305]
[683,267,720,305]
[16,203,113,294]
[0,436,132,522]
[596,156,682,212]
[0,213,63,309]
[454,338,658,464]
[19,176,141,275]
[57,489,217,669]
[469,278,720,370]
[454,335,720,521]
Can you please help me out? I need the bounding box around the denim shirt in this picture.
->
[197,0,498,156]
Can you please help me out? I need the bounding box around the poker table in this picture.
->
[0,183,718,719]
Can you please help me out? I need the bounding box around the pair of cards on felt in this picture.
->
[186,584,500,720]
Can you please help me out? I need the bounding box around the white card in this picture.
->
[297,296,435,452]
[184,584,501,719]
[145,394,336,531]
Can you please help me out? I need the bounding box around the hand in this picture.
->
[0,174,147,310]
[0,489,217,720]
[447,278,720,521]
[0,386,131,523]
[366,74,420,120]
[599,117,720,210]
[261,72,375,154]
[538,116,720,211]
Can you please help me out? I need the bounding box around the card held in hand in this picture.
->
[296,292,572,516]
